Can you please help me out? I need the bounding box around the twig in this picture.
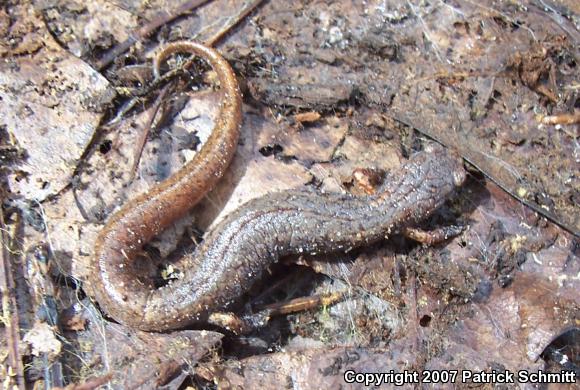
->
[96,0,213,70]
[204,0,266,46]
[0,206,25,390]
[391,116,580,238]
[115,0,265,104]
[130,84,170,179]
[260,292,344,316]
[466,156,579,238]
[411,69,497,84]
[538,112,580,126]
[127,0,264,174]
[52,373,113,390]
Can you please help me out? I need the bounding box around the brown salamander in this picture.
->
[91,41,242,329]
[90,43,467,332]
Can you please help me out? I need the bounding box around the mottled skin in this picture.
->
[90,40,467,333]
[95,125,466,330]
[138,144,466,330]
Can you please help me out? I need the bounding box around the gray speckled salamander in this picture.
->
[89,42,467,332]
[93,144,465,331]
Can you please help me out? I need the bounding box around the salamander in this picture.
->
[90,42,466,331]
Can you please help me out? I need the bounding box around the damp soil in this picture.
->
[0,0,578,389]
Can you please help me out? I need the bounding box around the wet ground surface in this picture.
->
[0,0,578,389]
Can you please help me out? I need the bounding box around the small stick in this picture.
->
[96,0,213,70]
[538,112,580,125]
[204,0,266,47]
[121,0,265,177]
[52,373,113,390]
[129,84,170,179]
[391,116,580,238]
[260,292,345,316]
[128,0,264,174]
[0,207,25,390]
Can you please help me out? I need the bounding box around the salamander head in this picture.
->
[423,143,466,188]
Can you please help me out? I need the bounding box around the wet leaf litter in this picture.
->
[1,0,578,389]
